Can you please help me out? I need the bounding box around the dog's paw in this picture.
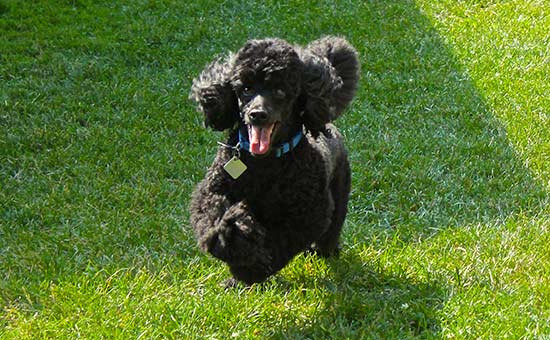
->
[204,219,255,263]
[206,232,226,260]
[202,203,269,265]
[203,227,233,261]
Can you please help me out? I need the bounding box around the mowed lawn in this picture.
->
[1,0,549,338]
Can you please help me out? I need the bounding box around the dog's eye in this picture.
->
[242,86,254,96]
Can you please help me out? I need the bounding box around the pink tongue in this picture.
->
[248,124,273,155]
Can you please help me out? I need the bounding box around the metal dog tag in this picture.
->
[223,156,247,179]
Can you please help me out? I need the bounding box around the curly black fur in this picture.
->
[189,36,360,285]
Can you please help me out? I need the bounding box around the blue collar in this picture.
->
[238,128,303,158]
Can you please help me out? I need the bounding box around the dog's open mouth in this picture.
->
[247,123,278,155]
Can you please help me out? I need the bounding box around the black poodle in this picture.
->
[189,36,360,286]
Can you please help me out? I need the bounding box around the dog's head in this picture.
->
[231,39,303,155]
[190,36,359,156]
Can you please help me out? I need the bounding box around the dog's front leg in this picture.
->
[191,196,269,265]
[207,202,270,265]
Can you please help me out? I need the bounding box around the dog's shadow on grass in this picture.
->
[270,251,444,339]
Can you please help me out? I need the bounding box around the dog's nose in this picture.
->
[248,110,268,124]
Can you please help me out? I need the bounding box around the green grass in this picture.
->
[1,0,548,338]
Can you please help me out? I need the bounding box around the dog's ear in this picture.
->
[189,55,239,131]
[300,36,360,132]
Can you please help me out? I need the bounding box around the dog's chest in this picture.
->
[229,155,327,226]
